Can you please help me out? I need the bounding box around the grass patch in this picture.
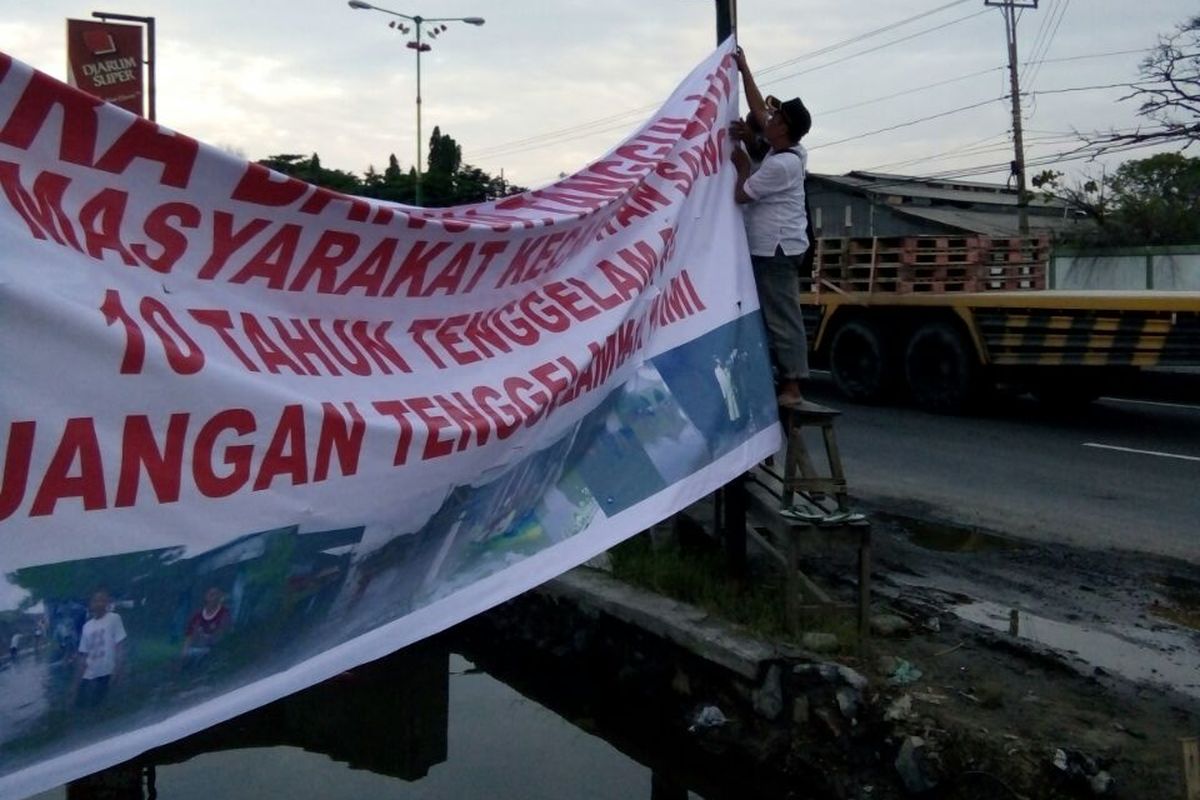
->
[609,533,853,647]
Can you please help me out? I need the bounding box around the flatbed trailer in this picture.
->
[800,236,1200,412]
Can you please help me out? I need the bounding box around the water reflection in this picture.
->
[37,636,702,800]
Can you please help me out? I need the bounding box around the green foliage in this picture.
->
[1107,152,1200,245]
[1032,154,1200,246]
[427,126,461,175]
[255,128,524,208]
[258,153,361,195]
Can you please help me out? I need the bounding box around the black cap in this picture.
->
[778,98,811,141]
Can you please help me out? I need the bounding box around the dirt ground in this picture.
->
[793,505,1200,798]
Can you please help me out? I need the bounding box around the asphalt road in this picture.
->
[804,376,1200,564]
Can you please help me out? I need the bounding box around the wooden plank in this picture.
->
[868,237,878,293]
[1184,737,1200,800]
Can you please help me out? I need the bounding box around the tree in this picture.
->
[384,153,403,182]
[1032,168,1109,230]
[1088,15,1200,153]
[361,153,415,203]
[1033,154,1200,246]
[1106,152,1200,244]
[257,153,362,195]
[257,127,522,208]
[427,126,462,175]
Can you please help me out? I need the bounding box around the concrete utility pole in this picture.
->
[985,0,1037,235]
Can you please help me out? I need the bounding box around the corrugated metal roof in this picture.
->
[888,205,1091,237]
[810,172,1067,210]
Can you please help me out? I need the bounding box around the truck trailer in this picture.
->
[801,235,1200,413]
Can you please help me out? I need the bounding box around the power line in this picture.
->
[810,96,1005,151]
[1028,80,1155,96]
[757,0,973,75]
[1029,47,1146,65]
[470,38,1154,170]
[472,2,987,163]
[820,66,1002,114]
[1022,0,1071,93]
[760,9,991,88]
[791,47,1147,118]
[473,11,994,163]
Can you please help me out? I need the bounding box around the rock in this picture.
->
[801,631,839,653]
[884,693,913,721]
[1090,770,1114,795]
[815,706,844,739]
[689,704,727,732]
[752,664,784,720]
[837,664,869,691]
[793,663,868,691]
[871,613,911,636]
[792,695,810,725]
[895,736,938,793]
[1053,747,1113,795]
[835,686,861,720]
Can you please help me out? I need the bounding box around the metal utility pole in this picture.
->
[714,0,735,43]
[713,0,747,581]
[985,0,1037,235]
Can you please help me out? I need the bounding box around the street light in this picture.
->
[348,0,485,206]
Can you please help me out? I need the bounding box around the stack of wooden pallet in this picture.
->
[812,235,1048,294]
[977,236,1050,291]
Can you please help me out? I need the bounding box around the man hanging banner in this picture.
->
[0,38,780,797]
[65,18,145,116]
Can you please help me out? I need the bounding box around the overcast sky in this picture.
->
[2,1,1194,190]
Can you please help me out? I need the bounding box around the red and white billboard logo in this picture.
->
[82,30,117,56]
[66,19,144,116]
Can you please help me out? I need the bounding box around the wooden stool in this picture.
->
[778,399,848,513]
[764,399,871,651]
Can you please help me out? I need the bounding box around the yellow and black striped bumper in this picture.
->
[976,308,1200,367]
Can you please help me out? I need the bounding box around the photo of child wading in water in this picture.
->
[70,589,126,709]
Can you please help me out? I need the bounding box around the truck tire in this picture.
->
[829,319,897,403]
[905,321,980,414]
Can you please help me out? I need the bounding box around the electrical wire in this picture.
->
[810,97,1005,151]
[1022,0,1071,94]
[471,32,1156,174]
[820,67,1003,114]
[472,2,987,163]
[756,0,973,76]
[759,9,991,88]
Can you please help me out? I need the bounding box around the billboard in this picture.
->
[66,18,144,116]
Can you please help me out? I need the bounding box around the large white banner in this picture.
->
[0,38,780,796]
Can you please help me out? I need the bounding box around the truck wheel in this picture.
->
[905,322,980,413]
[829,319,897,403]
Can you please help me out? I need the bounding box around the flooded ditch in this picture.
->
[33,634,712,800]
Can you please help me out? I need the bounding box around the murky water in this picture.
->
[903,521,1021,553]
[954,600,1200,700]
[30,644,704,800]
